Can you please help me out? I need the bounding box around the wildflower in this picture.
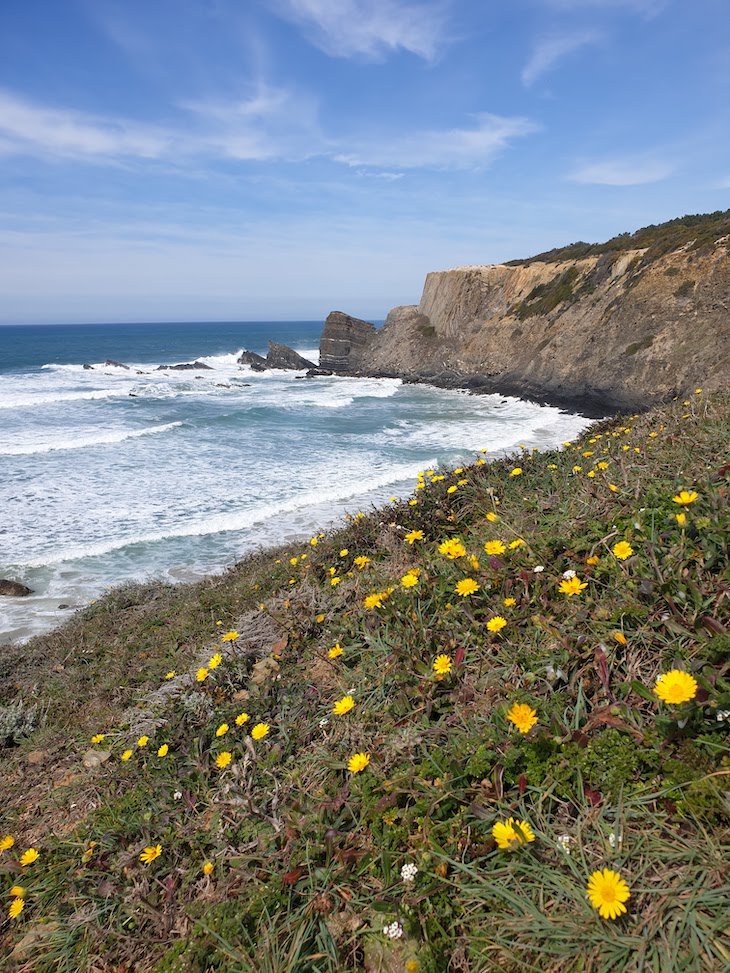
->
[364,591,387,609]
[208,653,222,669]
[557,834,573,854]
[328,566,336,576]
[559,576,588,596]
[532,564,545,573]
[672,489,698,506]
[469,555,480,571]
[676,512,686,526]
[316,613,326,622]
[405,529,424,544]
[330,576,341,586]
[90,734,105,744]
[173,791,182,800]
[432,654,453,676]
[384,921,404,940]
[328,643,344,659]
[484,540,506,556]
[319,717,330,728]
[612,541,634,561]
[547,463,557,469]
[562,569,576,579]
[572,465,583,474]
[164,671,175,680]
[586,868,631,920]
[597,461,609,470]
[492,817,535,850]
[251,723,270,740]
[654,670,698,704]
[348,752,370,774]
[455,578,480,597]
[203,861,214,875]
[310,536,318,546]
[235,712,249,726]
[506,702,538,734]
[607,832,622,849]
[715,710,730,722]
[438,538,466,559]
[503,597,516,607]
[20,848,39,867]
[221,631,239,642]
[447,485,458,494]
[333,695,355,716]
[339,548,349,557]
[215,752,232,769]
[509,538,525,549]
[586,470,596,478]
[401,863,418,883]
[510,468,523,477]
[196,667,209,682]
[137,735,149,747]
[139,844,162,865]
[157,744,169,757]
[485,512,498,522]
[9,885,25,898]
[613,631,627,646]
[0,835,15,852]
[408,499,418,506]
[121,749,133,762]
[289,556,298,566]
[215,723,229,737]
[8,897,24,920]
[354,555,370,569]
[401,573,419,588]
[586,555,600,565]
[608,483,619,493]
[486,615,507,634]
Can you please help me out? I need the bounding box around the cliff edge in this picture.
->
[320,211,730,413]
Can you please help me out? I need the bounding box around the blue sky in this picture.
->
[0,0,727,324]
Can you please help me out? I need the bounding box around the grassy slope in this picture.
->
[0,389,728,972]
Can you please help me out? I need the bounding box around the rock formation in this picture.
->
[238,350,269,371]
[265,342,316,371]
[319,312,378,372]
[156,361,213,371]
[0,580,33,597]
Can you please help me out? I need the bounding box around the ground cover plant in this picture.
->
[0,388,728,972]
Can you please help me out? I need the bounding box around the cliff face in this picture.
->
[322,238,730,413]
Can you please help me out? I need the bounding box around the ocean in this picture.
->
[0,320,594,643]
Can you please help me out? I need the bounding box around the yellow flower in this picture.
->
[672,489,698,506]
[157,744,169,757]
[405,529,424,544]
[347,752,370,774]
[613,631,627,646]
[353,555,370,569]
[469,555,480,571]
[235,712,249,726]
[221,630,239,642]
[330,576,341,586]
[137,735,149,747]
[215,751,232,769]
[0,835,15,852]
[485,512,498,522]
[509,468,523,477]
[310,536,318,546]
[509,538,525,549]
[8,897,24,920]
[587,868,631,920]
[121,749,133,762]
[215,723,229,737]
[164,671,175,680]
[202,861,214,875]
[438,538,466,559]
[316,613,326,622]
[401,573,419,588]
[364,591,387,609]
[289,556,298,566]
[612,541,634,561]
[90,733,105,744]
[332,695,355,716]
[503,597,516,607]
[139,844,162,865]
[675,512,686,526]
[328,644,344,659]
[408,498,418,506]
[208,653,222,669]
[20,848,39,867]
[432,655,453,676]
[196,667,209,682]
[506,702,538,733]
[654,670,698,704]
[455,578,480,597]
[608,483,619,493]
[251,723,270,740]
[586,470,596,479]
[597,461,609,470]
[339,548,349,557]
[447,485,458,494]
[486,616,507,634]
[559,576,588,596]
[484,539,506,556]
[492,817,535,850]
[572,465,583,474]
[586,555,600,566]
[9,885,25,898]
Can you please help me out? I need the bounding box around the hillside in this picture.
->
[0,388,728,972]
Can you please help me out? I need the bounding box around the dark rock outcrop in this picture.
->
[238,350,269,371]
[156,361,213,371]
[104,360,129,369]
[266,343,316,371]
[0,580,33,597]
[319,312,377,373]
[306,367,333,378]
[82,363,94,370]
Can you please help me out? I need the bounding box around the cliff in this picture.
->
[320,212,730,414]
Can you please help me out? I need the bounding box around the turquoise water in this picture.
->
[0,320,593,642]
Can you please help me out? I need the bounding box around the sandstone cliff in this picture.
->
[320,219,730,414]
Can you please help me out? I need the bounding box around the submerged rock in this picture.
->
[156,360,213,371]
[104,359,129,369]
[0,579,33,597]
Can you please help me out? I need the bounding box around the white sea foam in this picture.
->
[0,421,183,456]
[0,387,126,410]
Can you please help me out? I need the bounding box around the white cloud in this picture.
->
[522,30,601,86]
[335,113,537,170]
[542,0,664,14]
[270,0,449,60]
[568,157,674,185]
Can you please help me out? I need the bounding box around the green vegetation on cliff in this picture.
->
[1,390,728,972]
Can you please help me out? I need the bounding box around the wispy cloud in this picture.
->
[270,0,449,60]
[522,30,601,86]
[541,0,665,15]
[334,113,537,170]
[568,156,674,185]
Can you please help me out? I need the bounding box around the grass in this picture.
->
[0,388,728,972]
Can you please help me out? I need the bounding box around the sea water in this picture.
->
[0,320,594,643]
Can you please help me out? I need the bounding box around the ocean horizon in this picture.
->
[0,320,594,644]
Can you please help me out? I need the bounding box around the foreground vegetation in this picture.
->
[1,388,728,972]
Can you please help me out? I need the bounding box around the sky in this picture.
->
[0,0,728,324]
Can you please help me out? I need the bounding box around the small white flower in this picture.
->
[608,832,622,849]
[400,863,418,883]
[533,565,545,573]
[383,921,403,940]
[556,834,572,854]
[676,717,689,729]
[319,717,330,728]
[716,710,730,722]
[562,569,576,579]
[546,664,567,682]
[173,791,183,800]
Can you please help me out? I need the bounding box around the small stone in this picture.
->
[83,749,111,769]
